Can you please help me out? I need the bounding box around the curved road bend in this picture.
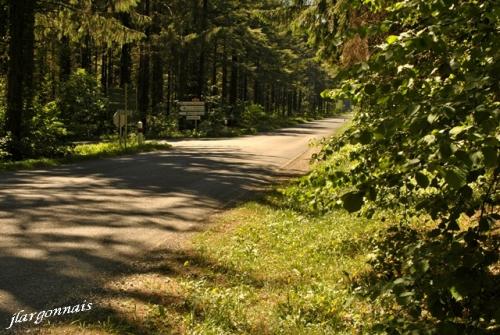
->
[0,117,346,328]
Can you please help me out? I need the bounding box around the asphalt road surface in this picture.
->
[0,117,346,329]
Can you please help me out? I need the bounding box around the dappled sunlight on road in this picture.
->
[0,118,345,330]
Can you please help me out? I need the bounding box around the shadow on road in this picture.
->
[0,147,300,332]
[0,117,346,332]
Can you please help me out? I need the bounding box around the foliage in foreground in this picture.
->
[295,0,499,333]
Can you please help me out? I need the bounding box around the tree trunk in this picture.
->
[107,48,113,88]
[178,48,187,101]
[151,49,164,114]
[119,13,132,87]
[166,64,172,115]
[197,0,208,97]
[221,38,227,105]
[137,0,150,131]
[253,60,261,105]
[120,44,131,87]
[229,52,238,105]
[59,36,71,82]
[101,49,108,93]
[5,0,35,159]
[242,71,248,102]
[80,35,92,72]
[0,4,8,75]
[138,43,150,130]
[211,39,217,87]
[298,90,302,114]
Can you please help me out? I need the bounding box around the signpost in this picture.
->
[177,101,206,129]
[113,110,131,147]
[113,84,132,147]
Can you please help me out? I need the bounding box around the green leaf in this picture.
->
[478,217,490,231]
[415,172,429,188]
[439,141,453,158]
[359,130,372,144]
[482,146,498,168]
[443,167,467,189]
[341,192,364,213]
[449,286,463,302]
[449,126,465,138]
[454,150,473,168]
[386,35,398,45]
[364,84,376,95]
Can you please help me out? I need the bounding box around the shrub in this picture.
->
[241,104,269,130]
[59,68,109,139]
[198,108,233,137]
[146,114,178,138]
[303,0,499,332]
[23,101,70,158]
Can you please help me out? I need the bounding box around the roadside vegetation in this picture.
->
[42,0,498,334]
[0,139,171,172]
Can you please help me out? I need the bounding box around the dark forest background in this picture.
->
[0,0,334,160]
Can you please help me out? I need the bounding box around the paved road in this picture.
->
[0,117,345,328]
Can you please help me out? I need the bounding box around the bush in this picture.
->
[364,223,500,334]
[241,103,267,129]
[23,101,70,158]
[309,0,499,332]
[59,68,109,139]
[146,114,178,138]
[198,108,235,137]
[0,134,10,160]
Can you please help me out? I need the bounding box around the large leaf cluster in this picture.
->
[302,0,499,332]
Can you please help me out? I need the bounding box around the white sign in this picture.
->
[113,110,129,128]
[178,101,206,115]
[178,101,205,106]
[186,115,201,121]
[179,111,205,116]
[180,105,205,112]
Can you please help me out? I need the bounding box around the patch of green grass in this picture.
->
[171,197,388,335]
[35,189,391,335]
[0,140,171,172]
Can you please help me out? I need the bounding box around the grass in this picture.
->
[177,199,388,335]
[33,187,390,335]
[0,140,171,172]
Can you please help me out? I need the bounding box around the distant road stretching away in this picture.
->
[0,117,346,329]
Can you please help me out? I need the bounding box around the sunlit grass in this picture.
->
[36,187,389,335]
[0,140,171,172]
[173,198,387,335]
